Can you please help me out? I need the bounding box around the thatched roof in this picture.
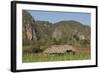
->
[43,45,75,54]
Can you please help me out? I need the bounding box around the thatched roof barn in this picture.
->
[43,45,76,54]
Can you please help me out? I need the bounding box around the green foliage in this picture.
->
[22,10,35,26]
[23,39,31,46]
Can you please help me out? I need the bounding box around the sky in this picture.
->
[28,10,91,25]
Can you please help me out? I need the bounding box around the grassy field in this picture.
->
[22,53,90,63]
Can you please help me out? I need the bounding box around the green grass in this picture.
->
[22,53,90,63]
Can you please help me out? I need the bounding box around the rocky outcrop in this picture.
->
[52,28,63,41]
[22,10,37,40]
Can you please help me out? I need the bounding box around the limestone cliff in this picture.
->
[22,10,37,41]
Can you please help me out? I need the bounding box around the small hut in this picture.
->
[43,45,76,55]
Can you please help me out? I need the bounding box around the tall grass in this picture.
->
[22,53,90,63]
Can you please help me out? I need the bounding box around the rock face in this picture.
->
[25,23,33,40]
[52,28,63,41]
[22,10,37,40]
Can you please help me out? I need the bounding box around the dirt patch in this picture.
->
[76,48,90,54]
